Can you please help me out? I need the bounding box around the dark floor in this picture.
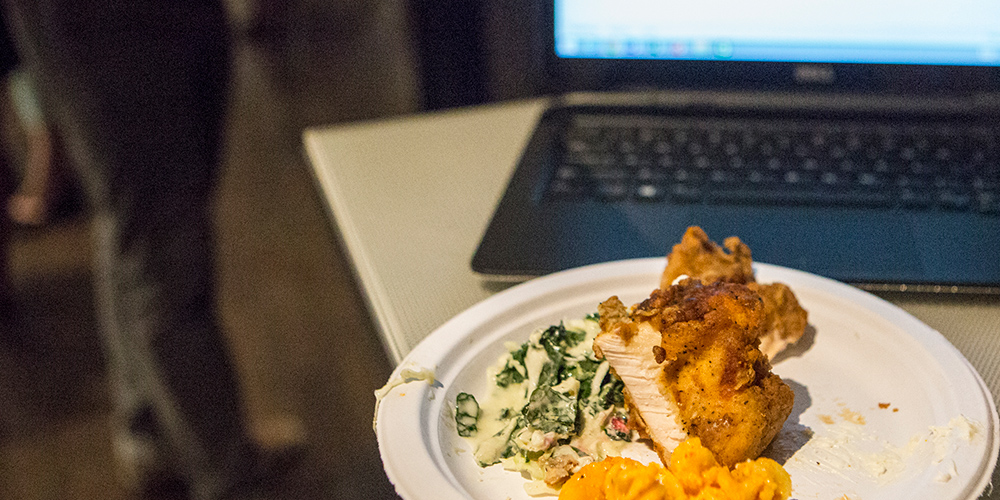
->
[0,3,419,499]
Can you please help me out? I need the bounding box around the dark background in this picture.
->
[0,1,541,499]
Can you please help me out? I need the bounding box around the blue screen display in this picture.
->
[555,0,1000,66]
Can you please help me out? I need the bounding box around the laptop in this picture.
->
[471,0,1000,293]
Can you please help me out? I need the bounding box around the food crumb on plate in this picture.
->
[792,414,985,486]
[840,408,867,425]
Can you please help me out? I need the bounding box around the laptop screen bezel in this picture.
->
[542,2,1000,97]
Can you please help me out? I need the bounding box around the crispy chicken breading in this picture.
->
[751,282,809,360]
[593,280,794,467]
[660,226,807,360]
[661,227,754,286]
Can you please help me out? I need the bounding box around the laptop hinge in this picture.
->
[557,90,1000,117]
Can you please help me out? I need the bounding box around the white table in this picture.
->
[304,98,1000,496]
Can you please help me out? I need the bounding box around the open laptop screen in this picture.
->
[555,0,1000,67]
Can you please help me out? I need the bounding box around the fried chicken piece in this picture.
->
[751,282,809,360]
[660,226,807,360]
[661,226,754,286]
[593,280,794,467]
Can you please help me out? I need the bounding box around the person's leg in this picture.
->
[3,1,261,497]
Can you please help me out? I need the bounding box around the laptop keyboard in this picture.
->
[546,114,1000,214]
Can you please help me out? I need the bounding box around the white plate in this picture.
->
[375,259,999,500]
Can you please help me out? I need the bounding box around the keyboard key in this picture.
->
[547,179,587,200]
[553,164,583,181]
[636,166,666,182]
[590,165,629,181]
[673,168,702,183]
[820,171,847,187]
[670,184,702,202]
[899,187,934,208]
[745,169,779,184]
[708,169,737,185]
[856,172,888,188]
[783,170,819,186]
[937,189,972,211]
[657,155,676,168]
[595,180,629,201]
[636,183,665,201]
